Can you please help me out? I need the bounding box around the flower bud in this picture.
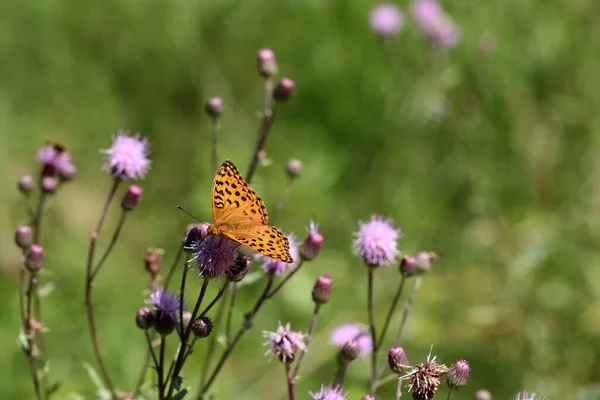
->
[388,345,409,374]
[154,312,176,336]
[205,96,224,118]
[361,396,376,400]
[41,176,57,194]
[183,224,207,249]
[337,339,360,365]
[257,150,268,160]
[182,311,192,331]
[58,163,77,182]
[273,77,294,102]
[474,389,492,400]
[122,184,143,211]
[25,244,44,271]
[15,225,33,250]
[416,251,436,275]
[286,158,303,179]
[191,316,213,338]
[257,48,278,77]
[18,175,34,194]
[312,275,332,304]
[227,255,251,282]
[136,307,154,329]
[300,222,323,261]
[446,359,470,390]
[144,248,164,277]
[399,255,417,277]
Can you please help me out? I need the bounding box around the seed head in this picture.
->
[404,354,448,400]
[15,225,33,250]
[18,175,34,194]
[273,77,295,102]
[122,184,143,211]
[312,274,332,304]
[135,307,154,329]
[191,316,213,338]
[144,248,164,277]
[257,48,278,77]
[25,244,44,272]
[388,345,409,374]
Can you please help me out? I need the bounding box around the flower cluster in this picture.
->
[262,322,307,363]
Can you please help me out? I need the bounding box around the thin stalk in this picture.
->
[211,117,221,173]
[246,78,276,184]
[225,283,237,344]
[270,179,294,225]
[133,341,152,398]
[446,389,455,400]
[377,276,406,349]
[396,377,403,400]
[25,273,44,400]
[393,276,422,345]
[164,247,184,289]
[91,210,128,280]
[200,280,230,317]
[200,288,228,387]
[198,275,274,398]
[158,337,167,400]
[32,192,46,244]
[285,364,295,400]
[144,331,160,385]
[291,304,320,379]
[368,267,378,395]
[266,260,304,300]
[332,362,348,387]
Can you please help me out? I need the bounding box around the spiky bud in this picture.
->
[18,175,34,194]
[58,163,77,182]
[446,359,470,390]
[474,389,492,400]
[122,184,143,211]
[136,307,154,329]
[257,48,278,77]
[227,255,251,282]
[183,224,206,249]
[25,244,44,271]
[41,176,57,194]
[15,225,33,250]
[286,158,303,179]
[400,255,418,277]
[337,339,360,365]
[388,345,409,374]
[144,248,164,277]
[192,316,213,338]
[154,312,176,336]
[300,222,323,261]
[273,77,294,102]
[205,96,224,118]
[312,275,332,304]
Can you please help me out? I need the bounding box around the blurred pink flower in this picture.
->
[330,323,372,355]
[101,131,151,180]
[369,3,404,36]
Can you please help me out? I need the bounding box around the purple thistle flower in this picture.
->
[411,0,460,48]
[353,215,402,267]
[258,233,299,276]
[329,323,373,355]
[188,235,238,279]
[37,143,72,174]
[369,3,404,36]
[145,287,183,323]
[100,131,151,180]
[309,384,348,400]
[515,392,547,400]
[262,321,307,363]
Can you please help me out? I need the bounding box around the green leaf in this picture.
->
[82,362,106,390]
[38,281,56,298]
[173,375,183,391]
[172,389,188,400]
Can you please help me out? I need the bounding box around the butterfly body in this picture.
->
[207,160,293,263]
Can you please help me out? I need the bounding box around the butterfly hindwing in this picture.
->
[222,225,292,263]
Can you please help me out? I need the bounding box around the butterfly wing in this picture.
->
[221,224,293,263]
[212,160,268,224]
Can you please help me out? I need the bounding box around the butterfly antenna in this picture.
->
[176,205,210,226]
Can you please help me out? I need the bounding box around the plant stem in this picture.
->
[164,247,184,290]
[133,337,152,398]
[333,362,348,387]
[393,276,422,345]
[246,77,276,184]
[270,178,294,225]
[91,210,127,280]
[198,275,274,398]
[368,267,378,395]
[211,117,221,173]
[158,336,166,400]
[396,377,403,400]
[266,260,304,300]
[85,179,120,400]
[291,303,320,380]
[225,283,237,344]
[285,363,295,400]
[446,389,455,400]
[32,192,46,244]
[200,280,230,317]
[377,275,406,349]
[200,288,228,387]
[24,273,44,400]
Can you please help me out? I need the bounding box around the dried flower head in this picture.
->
[145,287,183,335]
[404,350,448,400]
[446,359,469,390]
[515,392,547,400]
[144,248,164,277]
[353,215,402,267]
[100,131,151,180]
[300,221,324,261]
[330,323,372,355]
[369,3,404,36]
[188,234,237,279]
[259,233,299,275]
[309,384,347,400]
[262,321,307,363]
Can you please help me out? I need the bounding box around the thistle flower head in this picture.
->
[404,350,448,400]
[259,233,299,276]
[191,316,213,338]
[369,3,404,36]
[122,184,143,211]
[135,307,154,329]
[100,131,151,180]
[188,234,237,279]
[515,392,547,400]
[309,384,347,400]
[411,0,460,48]
[25,244,44,271]
[300,221,324,261]
[330,323,372,355]
[38,143,71,173]
[446,359,470,390]
[262,321,307,363]
[353,215,402,267]
[145,287,183,335]
[388,345,409,374]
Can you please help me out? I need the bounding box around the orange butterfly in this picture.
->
[207,160,293,263]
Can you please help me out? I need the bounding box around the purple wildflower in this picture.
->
[262,321,307,363]
[353,215,402,267]
[258,233,299,276]
[145,287,182,323]
[37,143,72,174]
[369,3,404,36]
[188,235,238,279]
[411,0,460,48]
[329,323,372,355]
[309,384,347,400]
[100,131,151,180]
[300,221,324,261]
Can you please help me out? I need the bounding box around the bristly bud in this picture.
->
[257,48,278,77]
[135,307,154,329]
[388,345,409,374]
[361,396,376,400]
[122,184,143,211]
[41,176,57,194]
[474,389,492,400]
[191,316,213,338]
[154,311,177,336]
[416,251,437,275]
[400,255,418,277]
[18,175,34,194]
[25,244,44,271]
[337,339,360,365]
[286,158,303,179]
[58,163,77,182]
[226,255,251,282]
[144,248,164,277]
[300,221,324,261]
[15,225,33,250]
[312,274,332,304]
[205,96,224,118]
[446,359,469,390]
[183,224,207,249]
[273,77,294,102]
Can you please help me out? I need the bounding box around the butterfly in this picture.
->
[206,160,293,263]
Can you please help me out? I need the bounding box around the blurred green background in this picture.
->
[2,0,600,398]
